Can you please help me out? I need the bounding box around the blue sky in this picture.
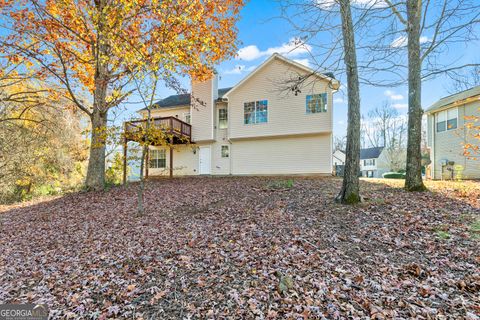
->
[121,0,479,138]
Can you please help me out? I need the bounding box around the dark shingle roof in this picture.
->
[218,87,233,98]
[147,87,233,110]
[360,147,384,159]
[153,93,191,109]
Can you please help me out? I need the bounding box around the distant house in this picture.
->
[360,147,389,178]
[332,149,346,176]
[333,149,345,166]
[426,86,480,180]
[123,53,340,178]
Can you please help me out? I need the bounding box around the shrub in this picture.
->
[382,172,406,179]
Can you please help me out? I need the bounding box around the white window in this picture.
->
[244,100,268,124]
[150,149,166,168]
[306,93,327,113]
[221,145,229,158]
[184,112,191,124]
[364,159,375,166]
[436,108,457,132]
[218,108,228,129]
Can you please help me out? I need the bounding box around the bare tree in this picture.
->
[449,63,480,93]
[333,135,347,151]
[279,0,364,204]
[362,101,407,171]
[361,0,480,190]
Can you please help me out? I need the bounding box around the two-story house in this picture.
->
[123,53,340,178]
[426,86,480,180]
[359,147,389,178]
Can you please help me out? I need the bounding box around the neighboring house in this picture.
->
[125,53,340,177]
[360,147,389,178]
[332,149,345,176]
[426,86,480,180]
[333,149,346,167]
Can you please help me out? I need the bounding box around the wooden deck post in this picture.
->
[123,137,127,185]
[145,147,149,179]
[169,146,173,178]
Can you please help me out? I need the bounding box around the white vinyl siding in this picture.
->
[431,102,480,179]
[228,58,333,139]
[231,134,332,175]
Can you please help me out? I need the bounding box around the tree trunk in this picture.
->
[405,0,427,192]
[85,110,107,190]
[85,1,109,191]
[336,0,361,204]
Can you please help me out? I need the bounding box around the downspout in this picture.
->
[431,113,435,180]
[226,98,233,175]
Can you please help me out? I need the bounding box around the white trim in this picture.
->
[223,53,340,99]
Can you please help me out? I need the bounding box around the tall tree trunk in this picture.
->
[336,0,361,204]
[86,109,107,190]
[405,0,427,192]
[85,0,109,191]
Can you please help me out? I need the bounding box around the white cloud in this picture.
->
[338,120,345,125]
[223,64,256,75]
[236,46,261,62]
[391,35,431,48]
[293,58,310,67]
[236,38,312,61]
[384,89,404,100]
[393,103,408,109]
[333,97,345,103]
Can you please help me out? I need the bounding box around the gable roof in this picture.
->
[144,87,233,111]
[360,147,384,159]
[222,53,340,98]
[426,85,480,114]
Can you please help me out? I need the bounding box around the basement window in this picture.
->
[150,149,166,168]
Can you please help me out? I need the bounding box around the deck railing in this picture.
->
[125,116,192,142]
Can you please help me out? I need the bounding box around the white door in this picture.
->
[199,146,211,175]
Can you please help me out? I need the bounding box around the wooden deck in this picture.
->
[123,116,193,182]
[124,116,192,145]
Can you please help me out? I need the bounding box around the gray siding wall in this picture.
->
[431,101,480,179]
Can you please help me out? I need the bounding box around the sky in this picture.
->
[120,0,480,138]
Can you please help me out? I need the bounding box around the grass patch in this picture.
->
[435,230,451,240]
[266,179,294,190]
[470,220,480,240]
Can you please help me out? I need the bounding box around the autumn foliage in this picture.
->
[463,110,480,160]
[0,0,244,189]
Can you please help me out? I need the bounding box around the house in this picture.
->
[426,86,480,180]
[332,149,345,175]
[123,53,340,178]
[333,149,345,167]
[359,147,389,178]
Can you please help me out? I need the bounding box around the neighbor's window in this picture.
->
[364,159,375,166]
[218,108,228,129]
[184,112,191,124]
[306,93,327,114]
[150,149,166,168]
[244,100,268,124]
[436,108,457,132]
[221,145,229,158]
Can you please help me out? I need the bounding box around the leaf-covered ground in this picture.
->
[0,177,479,319]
